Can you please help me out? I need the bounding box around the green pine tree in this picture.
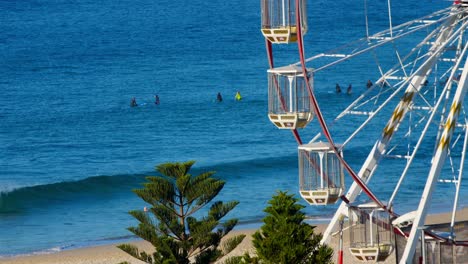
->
[118,161,245,264]
[251,191,333,264]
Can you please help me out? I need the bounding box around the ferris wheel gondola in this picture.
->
[298,142,345,205]
[261,0,307,44]
[348,202,394,262]
[260,0,468,263]
[267,65,314,129]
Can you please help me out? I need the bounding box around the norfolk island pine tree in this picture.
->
[117,161,245,264]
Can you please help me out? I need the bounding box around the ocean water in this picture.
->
[0,0,457,257]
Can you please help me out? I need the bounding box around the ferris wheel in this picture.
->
[260,0,468,263]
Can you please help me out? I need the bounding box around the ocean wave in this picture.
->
[0,173,147,213]
[0,150,376,214]
[0,155,300,213]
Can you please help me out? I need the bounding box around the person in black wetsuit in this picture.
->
[154,94,160,105]
[130,97,138,107]
[347,84,352,94]
[336,83,341,93]
[216,92,223,102]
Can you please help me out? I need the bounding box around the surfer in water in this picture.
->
[154,94,160,105]
[335,83,341,93]
[347,84,352,94]
[235,91,242,101]
[130,97,138,107]
[216,92,223,102]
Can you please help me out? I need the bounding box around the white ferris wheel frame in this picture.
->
[284,3,468,263]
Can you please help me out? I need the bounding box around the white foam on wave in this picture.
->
[0,183,23,194]
[0,244,77,259]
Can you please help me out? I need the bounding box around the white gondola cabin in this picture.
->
[348,202,394,262]
[298,142,344,205]
[268,65,313,129]
[261,0,308,44]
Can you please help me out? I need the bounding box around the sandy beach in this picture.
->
[0,229,259,264]
[1,208,467,264]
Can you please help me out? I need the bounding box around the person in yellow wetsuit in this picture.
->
[235,91,242,101]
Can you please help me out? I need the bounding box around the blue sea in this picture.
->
[0,0,458,257]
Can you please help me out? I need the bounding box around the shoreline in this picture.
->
[0,229,260,264]
[1,208,467,264]
[0,215,334,260]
